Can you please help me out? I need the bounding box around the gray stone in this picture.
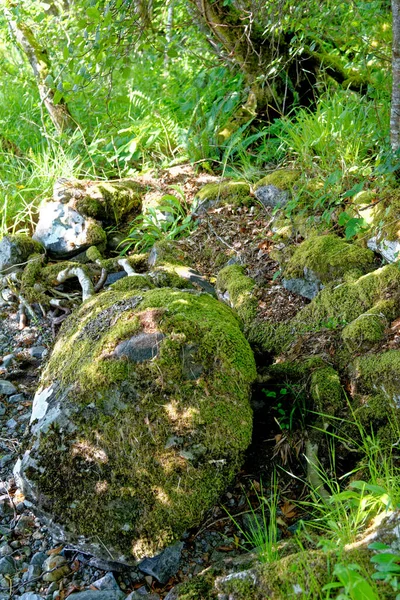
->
[91,572,121,592]
[0,555,16,575]
[0,403,6,416]
[9,393,25,403]
[33,202,106,258]
[30,551,47,567]
[105,272,127,287]
[0,380,17,395]
[127,591,160,599]
[18,594,45,600]
[1,354,15,369]
[42,554,70,582]
[367,236,400,263]
[0,543,12,557]
[0,455,13,469]
[163,588,180,600]
[282,277,322,300]
[66,592,125,599]
[28,346,47,360]
[6,418,17,429]
[0,235,44,275]
[22,563,41,582]
[254,184,289,208]
[138,542,184,584]
[112,332,165,363]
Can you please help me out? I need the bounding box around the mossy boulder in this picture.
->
[249,263,400,357]
[0,234,44,274]
[195,181,252,213]
[15,287,256,564]
[253,169,300,209]
[283,234,375,286]
[33,201,107,258]
[54,178,145,224]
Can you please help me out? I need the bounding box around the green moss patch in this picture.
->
[195,181,252,209]
[24,288,256,562]
[254,169,300,191]
[283,234,375,284]
[73,179,144,224]
[216,265,257,326]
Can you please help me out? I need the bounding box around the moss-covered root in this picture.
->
[310,366,343,415]
[216,265,257,327]
[283,234,375,284]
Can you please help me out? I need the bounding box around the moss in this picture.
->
[173,577,214,599]
[247,320,293,355]
[21,253,47,304]
[11,234,44,256]
[85,221,107,251]
[29,288,256,560]
[254,169,300,191]
[341,299,395,351]
[196,181,252,208]
[251,547,389,600]
[20,260,100,307]
[351,349,400,402]
[216,265,258,326]
[149,240,189,268]
[283,234,375,284]
[86,246,103,263]
[310,366,343,415]
[295,263,400,328]
[74,180,144,224]
[110,275,154,292]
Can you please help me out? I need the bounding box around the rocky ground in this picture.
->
[0,195,311,600]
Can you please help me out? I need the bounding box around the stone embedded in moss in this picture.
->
[195,181,252,213]
[0,234,44,274]
[283,234,375,284]
[16,288,256,564]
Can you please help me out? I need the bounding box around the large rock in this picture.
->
[15,287,256,565]
[53,178,144,223]
[0,235,44,274]
[281,234,375,299]
[33,202,107,258]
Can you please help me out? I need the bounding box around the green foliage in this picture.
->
[323,563,380,600]
[369,542,400,595]
[120,187,196,254]
[263,384,307,432]
[227,475,280,563]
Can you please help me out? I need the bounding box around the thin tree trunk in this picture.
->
[3,6,76,133]
[391,0,400,152]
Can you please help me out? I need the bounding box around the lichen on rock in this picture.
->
[15,287,256,564]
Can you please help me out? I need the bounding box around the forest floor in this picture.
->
[1,165,397,598]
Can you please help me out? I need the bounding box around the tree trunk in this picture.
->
[190,0,369,120]
[391,0,400,152]
[3,7,76,133]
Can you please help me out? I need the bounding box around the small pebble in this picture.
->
[0,380,17,395]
